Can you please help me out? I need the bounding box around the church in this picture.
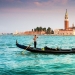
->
[54,9,75,35]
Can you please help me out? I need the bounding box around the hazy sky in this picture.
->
[0,0,75,33]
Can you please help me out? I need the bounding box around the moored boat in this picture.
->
[16,40,75,54]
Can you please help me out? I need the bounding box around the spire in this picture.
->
[66,9,67,13]
[65,9,68,19]
[65,9,68,15]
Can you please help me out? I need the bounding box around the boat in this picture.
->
[16,40,75,54]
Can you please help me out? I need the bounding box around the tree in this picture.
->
[46,27,51,34]
[39,27,42,32]
[36,27,40,32]
[34,28,36,32]
[51,30,54,34]
[33,26,54,34]
[43,28,46,32]
[32,29,33,31]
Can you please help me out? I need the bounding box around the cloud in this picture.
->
[7,0,14,1]
[2,0,19,2]
[0,0,22,3]
[0,0,74,11]
[34,0,69,7]
[54,0,69,4]
[34,2,42,6]
[0,0,14,2]
[34,1,53,7]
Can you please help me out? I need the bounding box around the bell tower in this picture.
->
[64,9,69,30]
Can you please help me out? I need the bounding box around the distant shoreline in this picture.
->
[13,34,75,36]
[1,33,75,36]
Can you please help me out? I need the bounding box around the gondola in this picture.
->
[16,40,75,54]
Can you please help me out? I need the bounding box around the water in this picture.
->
[0,35,75,75]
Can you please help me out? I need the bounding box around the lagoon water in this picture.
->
[0,35,75,75]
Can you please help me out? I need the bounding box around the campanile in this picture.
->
[64,9,69,30]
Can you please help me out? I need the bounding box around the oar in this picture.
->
[21,42,33,54]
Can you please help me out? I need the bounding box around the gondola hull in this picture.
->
[16,41,75,54]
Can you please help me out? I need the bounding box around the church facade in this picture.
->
[54,9,75,35]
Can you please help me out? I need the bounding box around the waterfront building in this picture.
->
[54,9,75,35]
[13,30,18,35]
[13,30,46,35]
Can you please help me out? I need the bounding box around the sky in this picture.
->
[0,0,75,33]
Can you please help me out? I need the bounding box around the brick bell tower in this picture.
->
[64,9,69,30]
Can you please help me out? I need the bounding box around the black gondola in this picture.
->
[16,40,75,54]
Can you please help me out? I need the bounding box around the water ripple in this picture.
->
[0,35,75,75]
